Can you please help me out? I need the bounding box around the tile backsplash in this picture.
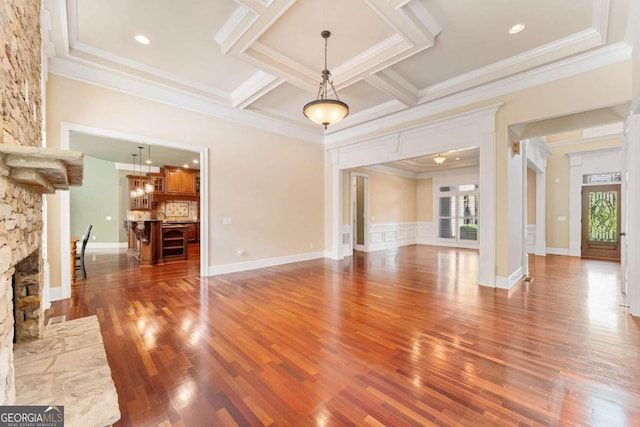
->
[157,201,198,222]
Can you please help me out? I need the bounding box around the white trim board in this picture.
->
[208,251,325,276]
[546,247,572,256]
[495,266,524,290]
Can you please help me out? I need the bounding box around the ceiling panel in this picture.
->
[390,0,592,88]
[75,0,259,93]
[257,0,396,72]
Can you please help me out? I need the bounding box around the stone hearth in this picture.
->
[14,315,121,427]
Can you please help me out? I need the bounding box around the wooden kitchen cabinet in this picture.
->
[165,167,196,195]
[127,175,150,210]
[185,223,198,242]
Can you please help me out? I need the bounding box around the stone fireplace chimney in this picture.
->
[0,0,83,404]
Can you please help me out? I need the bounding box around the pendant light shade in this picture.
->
[303,99,349,128]
[303,31,349,129]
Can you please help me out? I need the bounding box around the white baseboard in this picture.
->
[48,286,63,302]
[87,242,128,249]
[207,251,325,276]
[341,244,352,256]
[546,247,572,256]
[495,266,523,290]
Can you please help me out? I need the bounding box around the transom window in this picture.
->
[583,172,621,184]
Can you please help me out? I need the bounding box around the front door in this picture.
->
[581,184,621,259]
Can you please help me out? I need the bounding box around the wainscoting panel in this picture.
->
[369,222,417,251]
[416,222,436,245]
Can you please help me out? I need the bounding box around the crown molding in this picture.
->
[48,57,324,144]
[325,42,631,146]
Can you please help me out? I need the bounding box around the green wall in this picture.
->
[70,156,121,244]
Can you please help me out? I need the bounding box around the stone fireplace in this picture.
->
[13,250,43,342]
[0,0,84,405]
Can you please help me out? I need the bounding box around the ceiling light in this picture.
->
[134,34,150,45]
[183,164,189,168]
[509,24,525,35]
[192,159,199,164]
[303,31,349,129]
[455,157,461,161]
[433,154,446,165]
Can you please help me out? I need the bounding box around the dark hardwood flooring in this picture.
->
[48,245,640,426]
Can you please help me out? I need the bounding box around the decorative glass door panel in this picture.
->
[581,184,621,259]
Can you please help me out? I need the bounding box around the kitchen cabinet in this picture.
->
[127,175,150,210]
[185,223,197,242]
[162,226,188,260]
[166,167,196,195]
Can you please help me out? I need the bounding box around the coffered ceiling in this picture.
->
[43,0,634,142]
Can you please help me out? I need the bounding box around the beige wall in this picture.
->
[527,168,536,224]
[545,137,621,250]
[416,178,433,222]
[353,169,417,223]
[46,75,324,287]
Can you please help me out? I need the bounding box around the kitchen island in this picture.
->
[128,219,163,265]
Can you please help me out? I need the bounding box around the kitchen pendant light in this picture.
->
[144,145,154,193]
[303,31,349,129]
[135,147,145,196]
[433,154,447,164]
[130,153,138,198]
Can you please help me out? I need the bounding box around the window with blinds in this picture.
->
[438,184,479,243]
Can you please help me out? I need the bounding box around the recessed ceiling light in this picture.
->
[455,157,461,161]
[134,34,150,45]
[509,24,525,35]
[183,164,189,168]
[145,159,152,164]
[192,159,199,164]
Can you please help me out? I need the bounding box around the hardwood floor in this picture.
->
[47,246,640,426]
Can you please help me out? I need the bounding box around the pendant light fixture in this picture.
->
[433,154,447,165]
[144,144,154,193]
[303,30,349,129]
[136,146,145,196]
[130,153,138,198]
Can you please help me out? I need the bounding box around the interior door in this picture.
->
[581,184,621,259]
[353,175,366,251]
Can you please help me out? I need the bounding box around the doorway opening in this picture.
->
[351,173,368,252]
[56,122,209,301]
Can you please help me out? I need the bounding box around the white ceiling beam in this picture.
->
[231,71,283,109]
[364,72,418,107]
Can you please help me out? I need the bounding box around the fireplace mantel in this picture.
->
[0,144,84,194]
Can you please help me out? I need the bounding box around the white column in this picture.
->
[627,114,640,316]
[329,150,343,260]
[535,170,547,256]
[478,129,496,287]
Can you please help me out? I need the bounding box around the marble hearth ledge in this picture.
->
[14,315,120,427]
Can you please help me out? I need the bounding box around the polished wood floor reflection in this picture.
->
[47,246,640,426]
